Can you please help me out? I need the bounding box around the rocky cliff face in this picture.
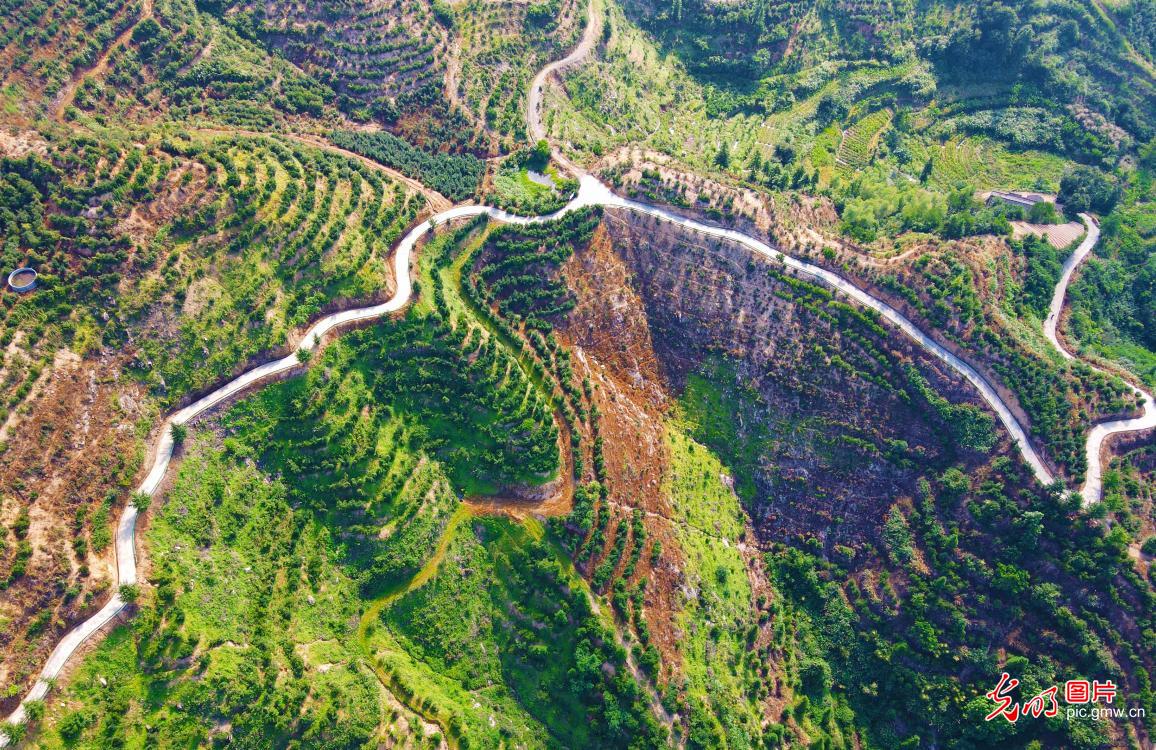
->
[592,209,1017,548]
[560,210,1153,750]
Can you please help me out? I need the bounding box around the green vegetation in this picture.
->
[872,235,1137,478]
[835,109,891,173]
[1068,172,1156,387]
[0,0,141,101]
[0,132,423,411]
[1016,233,1067,317]
[903,364,997,454]
[679,358,771,505]
[549,0,1148,182]
[625,0,1150,159]
[487,146,580,215]
[136,133,423,405]
[767,460,1156,749]
[204,0,449,123]
[676,353,1155,749]
[837,170,947,243]
[5,0,1156,746]
[25,209,665,747]
[31,438,391,747]
[220,227,560,583]
[49,0,342,129]
[452,0,584,148]
[330,130,485,201]
[370,518,668,748]
[1059,166,1122,216]
[471,207,598,327]
[663,426,765,748]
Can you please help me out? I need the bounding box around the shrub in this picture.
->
[131,491,151,512]
[1028,200,1059,224]
[23,699,44,722]
[57,710,90,741]
[1,722,26,744]
[1058,166,1120,215]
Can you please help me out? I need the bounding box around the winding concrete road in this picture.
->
[0,175,1108,738]
[526,0,601,173]
[0,191,608,741]
[1044,215,1156,505]
[5,0,1154,739]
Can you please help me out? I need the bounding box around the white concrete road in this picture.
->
[7,176,1148,740]
[5,4,1153,737]
[1044,215,1156,505]
[0,184,611,742]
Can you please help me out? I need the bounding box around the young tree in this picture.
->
[131,491,152,512]
[919,157,934,183]
[715,141,731,169]
[530,139,551,170]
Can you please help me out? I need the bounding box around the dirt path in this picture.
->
[356,505,471,749]
[52,0,154,121]
[526,0,602,174]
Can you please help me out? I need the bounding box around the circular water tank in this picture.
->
[7,268,37,293]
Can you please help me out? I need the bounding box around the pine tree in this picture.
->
[715,142,731,169]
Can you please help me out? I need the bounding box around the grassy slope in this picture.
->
[547,0,1069,194]
[31,438,391,748]
[663,425,762,747]
[19,214,664,748]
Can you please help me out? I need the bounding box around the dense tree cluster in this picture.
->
[1058,166,1122,216]
[473,207,600,327]
[330,129,484,201]
[769,463,1156,749]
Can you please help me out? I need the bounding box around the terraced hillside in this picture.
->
[226,0,449,112]
[451,0,586,147]
[2,0,1156,747]
[834,108,890,174]
[0,131,425,710]
[0,0,143,105]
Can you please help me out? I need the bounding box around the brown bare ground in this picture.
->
[0,356,145,712]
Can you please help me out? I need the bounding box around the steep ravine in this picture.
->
[598,209,1019,546]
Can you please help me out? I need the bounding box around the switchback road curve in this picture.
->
[5,4,1155,738]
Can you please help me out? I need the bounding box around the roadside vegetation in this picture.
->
[452,0,586,149]
[28,438,392,747]
[3,0,1156,746]
[1067,157,1156,388]
[19,210,672,747]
